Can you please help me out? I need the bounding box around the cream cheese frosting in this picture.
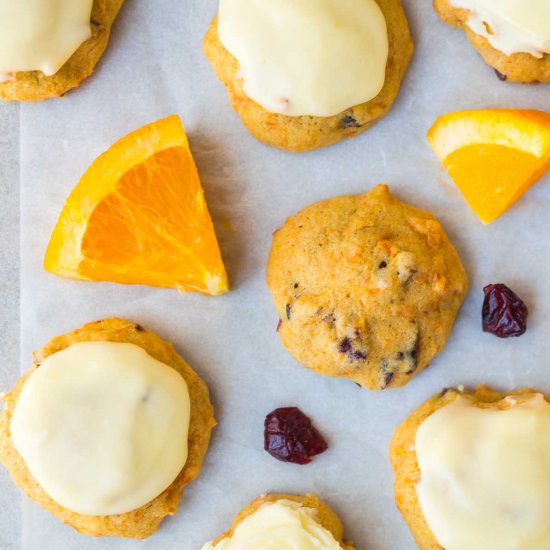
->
[449,0,550,57]
[0,0,93,81]
[416,394,550,550]
[10,341,190,516]
[217,0,389,117]
[201,499,343,550]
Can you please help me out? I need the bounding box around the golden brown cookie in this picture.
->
[433,0,550,83]
[267,184,469,390]
[389,385,547,549]
[0,0,126,101]
[203,0,413,152]
[204,493,356,549]
[0,317,216,538]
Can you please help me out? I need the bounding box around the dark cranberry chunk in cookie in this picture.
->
[378,325,419,388]
[482,283,528,338]
[340,115,361,128]
[338,337,367,362]
[264,407,328,465]
[382,371,394,389]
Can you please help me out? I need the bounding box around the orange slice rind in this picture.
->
[428,109,550,224]
[44,115,229,296]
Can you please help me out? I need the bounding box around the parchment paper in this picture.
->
[0,101,20,550]
[9,0,550,548]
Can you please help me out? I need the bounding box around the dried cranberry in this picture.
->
[495,69,507,81]
[340,115,360,129]
[382,372,394,389]
[338,337,367,362]
[482,283,528,338]
[264,407,328,465]
[338,337,353,354]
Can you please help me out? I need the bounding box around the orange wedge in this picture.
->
[44,115,229,296]
[428,109,550,223]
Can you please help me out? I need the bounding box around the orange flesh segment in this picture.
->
[44,116,229,296]
[445,144,547,224]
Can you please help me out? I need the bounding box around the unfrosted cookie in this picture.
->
[0,0,125,101]
[267,185,469,390]
[201,494,356,550]
[0,318,216,538]
[433,0,550,83]
[203,0,413,152]
[390,386,550,549]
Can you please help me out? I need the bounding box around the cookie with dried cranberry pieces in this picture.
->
[433,0,550,83]
[201,493,356,550]
[267,185,469,390]
[203,0,413,152]
[0,318,216,538]
[0,0,126,101]
[389,385,550,549]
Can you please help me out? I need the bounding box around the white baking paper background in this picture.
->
[10,0,550,548]
[0,101,20,550]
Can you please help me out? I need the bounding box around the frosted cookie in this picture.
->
[0,0,125,101]
[203,0,413,152]
[0,318,215,538]
[267,184,469,390]
[390,386,550,549]
[201,494,356,550]
[433,0,550,83]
